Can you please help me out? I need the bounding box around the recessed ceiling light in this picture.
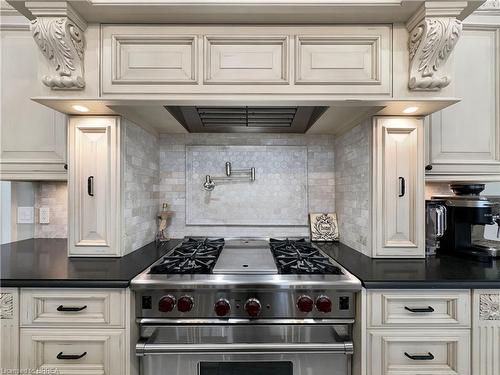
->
[72,105,89,113]
[403,106,419,114]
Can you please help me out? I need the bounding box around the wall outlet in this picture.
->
[17,207,34,224]
[39,207,50,224]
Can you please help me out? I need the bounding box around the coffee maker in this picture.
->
[431,184,500,260]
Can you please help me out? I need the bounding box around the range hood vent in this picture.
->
[164,106,327,133]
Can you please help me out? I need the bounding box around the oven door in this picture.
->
[137,324,353,375]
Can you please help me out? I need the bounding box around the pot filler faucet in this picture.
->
[203,162,256,191]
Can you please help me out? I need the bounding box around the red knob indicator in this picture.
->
[158,295,176,312]
[245,298,262,317]
[214,299,231,317]
[296,295,314,313]
[177,296,194,313]
[316,296,332,313]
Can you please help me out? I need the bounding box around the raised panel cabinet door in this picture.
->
[295,36,381,84]
[368,290,471,328]
[20,289,125,328]
[68,117,121,257]
[0,28,67,180]
[373,117,425,258]
[368,329,470,375]
[19,328,125,375]
[472,289,500,375]
[427,23,500,180]
[204,36,289,84]
[1,288,19,372]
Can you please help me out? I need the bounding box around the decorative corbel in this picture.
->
[27,2,87,89]
[406,2,466,91]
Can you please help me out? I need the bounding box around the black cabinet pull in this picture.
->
[404,306,434,313]
[425,164,433,171]
[57,305,87,312]
[57,351,87,360]
[398,177,406,197]
[87,176,94,196]
[404,352,435,361]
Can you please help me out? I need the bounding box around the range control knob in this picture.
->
[158,295,176,312]
[177,295,194,313]
[245,298,262,317]
[316,296,332,313]
[296,295,314,313]
[214,299,231,317]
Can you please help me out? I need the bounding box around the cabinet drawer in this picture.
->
[204,36,289,84]
[368,290,471,328]
[368,329,470,375]
[20,328,124,375]
[20,289,125,327]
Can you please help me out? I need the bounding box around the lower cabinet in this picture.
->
[362,289,471,375]
[20,329,125,375]
[368,329,470,375]
[0,288,19,372]
[0,288,138,375]
[472,289,500,375]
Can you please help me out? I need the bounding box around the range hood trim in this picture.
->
[164,105,328,134]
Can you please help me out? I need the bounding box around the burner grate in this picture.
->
[269,238,342,275]
[150,238,224,274]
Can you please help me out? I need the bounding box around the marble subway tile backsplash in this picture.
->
[35,181,68,238]
[159,133,335,238]
[334,120,371,255]
[122,118,160,254]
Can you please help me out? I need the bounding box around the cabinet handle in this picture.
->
[87,176,94,196]
[425,164,433,171]
[404,306,434,313]
[404,352,434,361]
[398,177,406,197]
[57,351,87,360]
[57,305,87,312]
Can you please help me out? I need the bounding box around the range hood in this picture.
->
[164,106,328,133]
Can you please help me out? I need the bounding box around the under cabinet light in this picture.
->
[72,105,90,113]
[402,106,419,114]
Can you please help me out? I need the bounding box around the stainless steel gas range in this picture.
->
[131,237,361,375]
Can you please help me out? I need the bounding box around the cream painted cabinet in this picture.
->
[426,14,500,181]
[472,289,500,375]
[15,288,137,375]
[0,10,67,181]
[68,115,158,257]
[361,289,471,375]
[372,117,425,258]
[0,288,19,373]
[101,24,392,95]
[68,116,121,256]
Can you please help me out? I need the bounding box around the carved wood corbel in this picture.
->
[28,3,87,90]
[406,2,465,91]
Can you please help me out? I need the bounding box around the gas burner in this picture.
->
[149,238,224,274]
[269,238,343,275]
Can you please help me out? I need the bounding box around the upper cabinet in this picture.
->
[372,117,425,258]
[426,13,500,181]
[100,25,392,96]
[0,9,67,181]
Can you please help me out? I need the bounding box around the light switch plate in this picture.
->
[17,207,34,224]
[39,207,50,224]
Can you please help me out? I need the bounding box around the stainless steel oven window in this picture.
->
[199,361,293,375]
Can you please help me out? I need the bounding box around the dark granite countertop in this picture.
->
[316,242,500,289]
[0,238,182,288]
[2,238,499,289]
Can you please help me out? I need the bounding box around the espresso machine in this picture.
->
[430,184,500,260]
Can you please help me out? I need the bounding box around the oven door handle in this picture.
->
[136,340,354,356]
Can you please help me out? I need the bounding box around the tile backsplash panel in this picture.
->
[160,133,335,238]
[186,145,308,226]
